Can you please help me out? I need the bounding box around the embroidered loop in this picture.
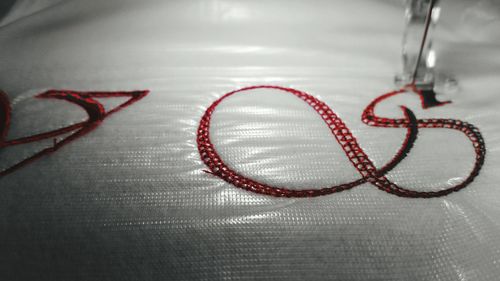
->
[0,90,149,177]
[197,85,486,198]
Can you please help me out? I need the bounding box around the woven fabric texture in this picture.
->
[1,0,499,280]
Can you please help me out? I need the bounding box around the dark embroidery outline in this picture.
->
[0,90,149,177]
[197,84,486,198]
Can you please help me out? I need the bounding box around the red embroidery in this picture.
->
[0,90,149,177]
[197,85,486,198]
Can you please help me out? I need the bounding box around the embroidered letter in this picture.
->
[0,90,148,177]
[197,85,486,198]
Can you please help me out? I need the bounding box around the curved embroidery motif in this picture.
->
[197,85,486,198]
[0,90,149,177]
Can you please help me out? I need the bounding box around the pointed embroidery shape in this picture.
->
[0,89,149,177]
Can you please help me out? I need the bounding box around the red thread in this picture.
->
[197,85,486,198]
[0,89,149,177]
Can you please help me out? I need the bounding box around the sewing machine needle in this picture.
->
[411,0,436,85]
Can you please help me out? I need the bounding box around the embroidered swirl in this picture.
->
[197,85,486,198]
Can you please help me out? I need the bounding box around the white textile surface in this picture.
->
[0,0,500,280]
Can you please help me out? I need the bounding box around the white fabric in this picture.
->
[1,0,500,280]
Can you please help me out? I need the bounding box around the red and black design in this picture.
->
[197,84,486,198]
[0,89,148,177]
